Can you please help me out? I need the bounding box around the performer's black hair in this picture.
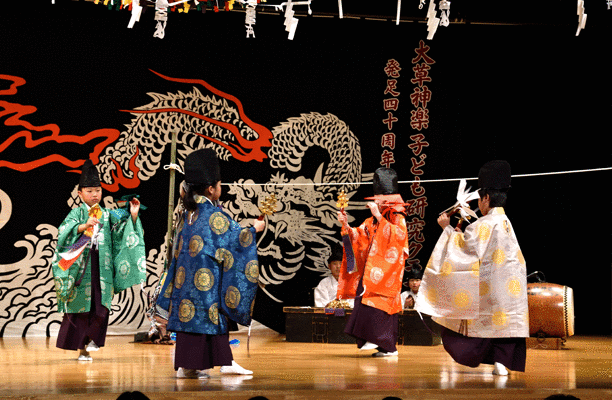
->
[183,182,215,212]
[479,188,508,208]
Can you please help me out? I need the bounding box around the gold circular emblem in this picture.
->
[492,248,506,266]
[175,266,186,289]
[178,299,195,323]
[194,268,214,291]
[245,260,259,283]
[492,310,508,327]
[55,276,75,302]
[453,233,466,249]
[452,290,472,310]
[210,212,230,235]
[440,260,453,277]
[209,303,219,325]
[507,277,522,297]
[225,286,241,309]
[239,228,253,248]
[189,235,204,257]
[163,281,173,298]
[478,223,491,242]
[215,248,234,272]
[67,287,78,303]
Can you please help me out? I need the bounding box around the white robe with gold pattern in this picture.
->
[415,207,529,338]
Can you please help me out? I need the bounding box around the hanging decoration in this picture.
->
[283,0,299,40]
[425,0,440,40]
[52,0,587,39]
[438,0,450,27]
[128,0,143,28]
[153,0,169,38]
[576,0,587,36]
[396,0,401,25]
[244,0,257,38]
[423,0,452,39]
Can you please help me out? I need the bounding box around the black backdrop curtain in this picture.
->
[0,2,609,336]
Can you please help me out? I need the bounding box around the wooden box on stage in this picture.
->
[283,307,441,346]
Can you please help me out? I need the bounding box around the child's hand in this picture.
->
[79,217,99,233]
[367,202,382,221]
[253,218,265,233]
[130,198,141,220]
[337,210,348,228]
[85,217,99,230]
[437,213,450,229]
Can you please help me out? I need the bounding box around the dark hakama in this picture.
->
[56,249,110,351]
[344,281,399,353]
[174,332,233,370]
[441,327,527,372]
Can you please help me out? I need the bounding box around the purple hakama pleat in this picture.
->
[56,249,109,351]
[344,281,399,353]
[174,332,233,370]
[441,327,526,372]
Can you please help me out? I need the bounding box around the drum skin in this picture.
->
[527,283,575,337]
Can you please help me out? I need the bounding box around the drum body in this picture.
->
[527,283,575,337]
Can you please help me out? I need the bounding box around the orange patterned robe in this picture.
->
[337,206,409,315]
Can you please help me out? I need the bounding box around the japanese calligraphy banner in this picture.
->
[0,3,609,336]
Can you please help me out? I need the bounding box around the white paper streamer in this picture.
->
[284,1,299,40]
[426,0,440,40]
[396,0,402,25]
[576,0,587,36]
[128,0,143,29]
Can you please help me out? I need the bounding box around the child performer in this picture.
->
[52,159,146,361]
[415,160,528,376]
[157,149,265,379]
[337,167,409,357]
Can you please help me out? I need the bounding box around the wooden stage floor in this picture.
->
[1,328,610,400]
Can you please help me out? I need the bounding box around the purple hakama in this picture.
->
[56,249,110,351]
[344,282,399,353]
[441,327,526,372]
[174,332,233,370]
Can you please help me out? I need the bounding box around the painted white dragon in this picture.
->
[0,70,364,336]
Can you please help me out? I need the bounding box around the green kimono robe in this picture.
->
[51,203,146,314]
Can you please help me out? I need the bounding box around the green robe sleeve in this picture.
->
[111,214,146,293]
[51,206,91,313]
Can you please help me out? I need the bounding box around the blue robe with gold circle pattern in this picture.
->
[157,199,259,335]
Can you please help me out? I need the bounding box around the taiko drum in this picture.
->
[527,282,575,337]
